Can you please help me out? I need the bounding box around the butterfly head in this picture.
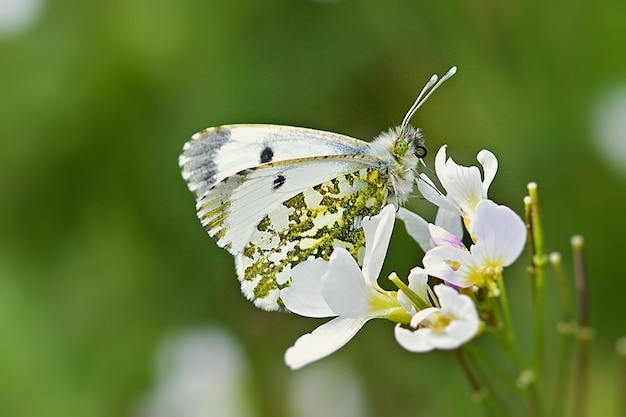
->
[394,124,427,160]
[369,67,457,204]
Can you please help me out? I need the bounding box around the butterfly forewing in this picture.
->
[196,155,391,310]
[180,125,370,198]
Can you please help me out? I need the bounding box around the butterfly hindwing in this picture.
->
[196,154,391,310]
[179,124,370,198]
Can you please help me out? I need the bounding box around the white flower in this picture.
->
[281,205,411,370]
[421,199,527,289]
[418,145,498,228]
[395,284,480,352]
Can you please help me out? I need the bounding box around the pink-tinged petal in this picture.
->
[285,317,369,370]
[471,200,527,267]
[429,224,464,248]
[394,324,436,352]
[477,149,498,196]
[322,248,369,317]
[281,259,334,318]
[362,204,395,285]
[434,208,463,240]
[396,207,432,252]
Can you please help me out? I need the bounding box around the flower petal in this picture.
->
[361,204,396,285]
[407,267,429,302]
[396,285,480,352]
[284,317,369,370]
[417,173,456,212]
[322,248,370,317]
[470,200,527,267]
[396,207,432,252]
[281,259,335,318]
[396,267,430,314]
[422,245,475,287]
[429,224,464,248]
[477,149,498,196]
[434,208,463,240]
[394,325,436,352]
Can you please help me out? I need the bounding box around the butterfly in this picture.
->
[179,66,456,311]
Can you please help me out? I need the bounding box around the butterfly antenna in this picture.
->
[400,66,457,132]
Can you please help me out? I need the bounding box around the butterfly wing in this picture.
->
[179,124,370,198]
[196,154,391,310]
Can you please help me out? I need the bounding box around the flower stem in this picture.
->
[455,347,499,416]
[616,338,626,417]
[496,273,543,416]
[571,235,591,417]
[526,183,546,386]
[549,252,576,417]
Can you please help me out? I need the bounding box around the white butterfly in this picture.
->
[179,66,456,311]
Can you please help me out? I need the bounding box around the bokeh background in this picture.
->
[1,0,625,416]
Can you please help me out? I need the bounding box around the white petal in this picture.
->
[284,317,369,370]
[409,306,439,327]
[432,283,460,308]
[435,319,479,349]
[431,285,480,349]
[417,174,456,211]
[394,325,435,352]
[399,285,480,351]
[281,259,335,318]
[396,267,429,313]
[362,204,395,285]
[434,145,448,172]
[407,267,429,302]
[434,208,464,240]
[477,149,498,196]
[436,284,475,315]
[443,164,485,216]
[322,248,370,318]
[470,200,527,267]
[396,207,432,252]
[422,246,473,287]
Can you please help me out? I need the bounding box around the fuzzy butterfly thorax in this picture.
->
[367,124,424,206]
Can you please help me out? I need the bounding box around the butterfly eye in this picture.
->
[414,144,427,159]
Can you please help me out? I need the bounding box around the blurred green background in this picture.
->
[1,0,625,416]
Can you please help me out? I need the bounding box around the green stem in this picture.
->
[496,273,543,417]
[466,341,518,393]
[571,235,591,417]
[527,183,546,387]
[549,252,576,417]
[455,347,500,416]
[616,338,626,417]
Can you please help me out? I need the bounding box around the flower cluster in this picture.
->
[280,145,527,370]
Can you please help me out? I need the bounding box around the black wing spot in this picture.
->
[273,174,286,190]
[260,146,274,163]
